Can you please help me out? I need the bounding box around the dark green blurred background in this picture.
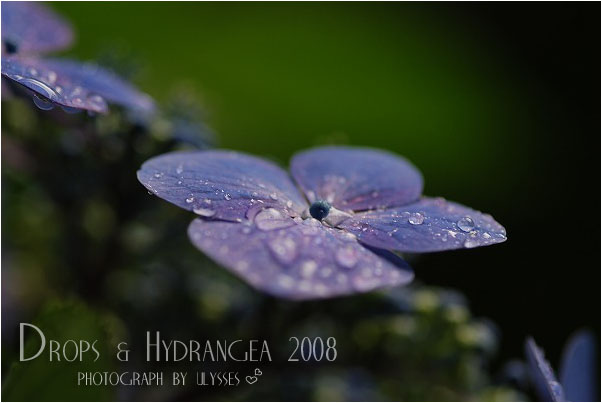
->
[2,2,600,401]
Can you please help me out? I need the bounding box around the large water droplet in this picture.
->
[408,212,424,225]
[255,208,293,231]
[336,247,358,268]
[457,216,475,232]
[32,94,54,110]
[193,207,216,217]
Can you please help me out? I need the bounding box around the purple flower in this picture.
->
[525,332,596,402]
[137,146,506,300]
[1,2,154,114]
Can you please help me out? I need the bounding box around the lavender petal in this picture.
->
[2,56,109,113]
[559,330,597,402]
[188,216,413,300]
[340,197,507,252]
[525,337,566,402]
[2,2,73,55]
[290,146,423,211]
[137,150,308,222]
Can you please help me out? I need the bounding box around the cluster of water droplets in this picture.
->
[7,62,107,113]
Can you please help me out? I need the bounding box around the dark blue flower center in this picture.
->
[3,40,18,54]
[309,200,331,220]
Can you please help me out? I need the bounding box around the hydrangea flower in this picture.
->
[137,146,507,299]
[525,331,596,402]
[1,2,154,114]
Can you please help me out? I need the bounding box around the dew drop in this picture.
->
[267,237,297,264]
[193,207,216,217]
[336,247,358,268]
[32,94,54,111]
[408,212,424,225]
[176,164,184,174]
[255,208,293,231]
[269,193,278,200]
[457,216,475,232]
[87,94,107,111]
[185,197,195,204]
[464,238,479,248]
[224,193,232,200]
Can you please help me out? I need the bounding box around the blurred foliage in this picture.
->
[2,300,117,401]
[1,88,524,400]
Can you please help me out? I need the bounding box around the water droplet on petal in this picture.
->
[193,207,216,217]
[185,197,195,204]
[224,193,232,200]
[336,247,358,268]
[87,94,107,111]
[457,216,475,232]
[408,212,424,225]
[269,193,278,200]
[267,237,297,264]
[32,94,54,110]
[176,164,184,174]
[464,238,479,248]
[255,208,293,231]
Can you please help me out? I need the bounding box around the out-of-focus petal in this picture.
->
[1,2,73,55]
[137,150,308,222]
[187,215,413,300]
[290,146,423,211]
[525,337,566,402]
[2,56,108,113]
[39,58,155,113]
[559,330,598,402]
[340,197,506,252]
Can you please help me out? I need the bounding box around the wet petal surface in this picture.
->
[525,337,566,402]
[559,331,597,402]
[188,215,413,300]
[2,56,109,113]
[2,2,73,54]
[340,197,506,252]
[290,146,423,211]
[137,150,308,222]
[39,58,155,113]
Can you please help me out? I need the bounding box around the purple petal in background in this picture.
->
[525,337,566,402]
[137,151,308,222]
[188,215,413,299]
[340,197,506,252]
[290,146,423,211]
[559,330,597,402]
[1,2,73,55]
[2,56,108,113]
[39,58,155,113]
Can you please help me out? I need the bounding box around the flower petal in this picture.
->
[187,215,413,300]
[39,58,155,113]
[1,56,155,114]
[290,146,423,211]
[137,150,308,222]
[525,337,566,402]
[2,56,109,114]
[559,330,597,402]
[1,2,73,55]
[340,197,506,252]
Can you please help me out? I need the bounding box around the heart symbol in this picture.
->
[245,375,258,385]
[254,368,262,376]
